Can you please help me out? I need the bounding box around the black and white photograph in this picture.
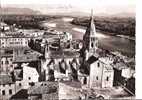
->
[0,0,136,99]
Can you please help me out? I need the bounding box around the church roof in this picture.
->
[87,55,98,64]
[84,10,96,38]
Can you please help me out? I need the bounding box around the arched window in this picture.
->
[91,42,94,48]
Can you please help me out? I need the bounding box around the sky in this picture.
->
[0,0,136,15]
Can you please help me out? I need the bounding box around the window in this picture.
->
[97,62,100,67]
[1,61,3,65]
[9,89,12,95]
[91,43,94,48]
[10,58,13,61]
[5,60,9,64]
[28,77,31,80]
[106,76,109,81]
[2,90,5,95]
[10,65,13,67]
[9,83,11,86]
[19,83,22,86]
[96,76,98,80]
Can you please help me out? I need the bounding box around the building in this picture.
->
[0,53,15,73]
[41,33,80,81]
[82,9,99,61]
[27,81,82,100]
[89,57,114,88]
[80,10,114,89]
[0,32,29,48]
[28,81,59,100]
[0,74,15,100]
[14,63,39,89]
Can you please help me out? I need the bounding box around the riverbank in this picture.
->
[117,35,135,41]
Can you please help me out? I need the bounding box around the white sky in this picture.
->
[1,0,135,5]
[1,0,136,14]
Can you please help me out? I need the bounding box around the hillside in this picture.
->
[0,7,41,15]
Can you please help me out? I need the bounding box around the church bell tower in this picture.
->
[83,9,99,60]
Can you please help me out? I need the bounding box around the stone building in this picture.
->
[82,10,99,61]
[89,57,114,88]
[0,74,15,100]
[0,54,15,73]
[41,35,80,81]
[0,32,29,48]
[80,10,114,88]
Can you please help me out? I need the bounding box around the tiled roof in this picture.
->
[0,74,13,85]
[112,62,128,70]
[13,54,40,63]
[46,50,80,59]
[87,55,98,64]
[10,89,28,100]
[60,81,81,89]
[28,82,58,95]
[42,92,58,100]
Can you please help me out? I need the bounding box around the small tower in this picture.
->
[83,9,98,60]
[45,42,51,59]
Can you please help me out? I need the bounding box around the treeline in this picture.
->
[71,17,135,36]
[1,15,60,29]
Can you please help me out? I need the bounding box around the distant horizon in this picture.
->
[0,5,135,17]
[0,0,135,16]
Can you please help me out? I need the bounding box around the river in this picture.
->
[41,17,135,57]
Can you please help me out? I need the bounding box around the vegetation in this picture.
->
[1,15,61,29]
[71,17,135,37]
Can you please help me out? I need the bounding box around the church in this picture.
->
[42,10,114,88]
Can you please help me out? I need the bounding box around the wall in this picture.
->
[22,65,39,89]
[0,38,29,48]
[89,60,103,88]
[0,83,16,100]
[102,69,114,88]
[0,56,15,73]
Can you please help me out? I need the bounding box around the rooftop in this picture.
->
[10,89,28,100]
[112,62,128,70]
[0,74,13,85]
[90,86,131,99]
[28,81,58,95]
[60,81,82,89]
[13,54,40,63]
[46,50,80,59]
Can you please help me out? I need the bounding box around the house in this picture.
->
[0,32,29,48]
[89,56,114,88]
[0,53,15,73]
[17,63,39,89]
[27,81,82,100]
[0,74,15,100]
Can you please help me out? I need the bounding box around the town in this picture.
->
[0,10,135,100]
